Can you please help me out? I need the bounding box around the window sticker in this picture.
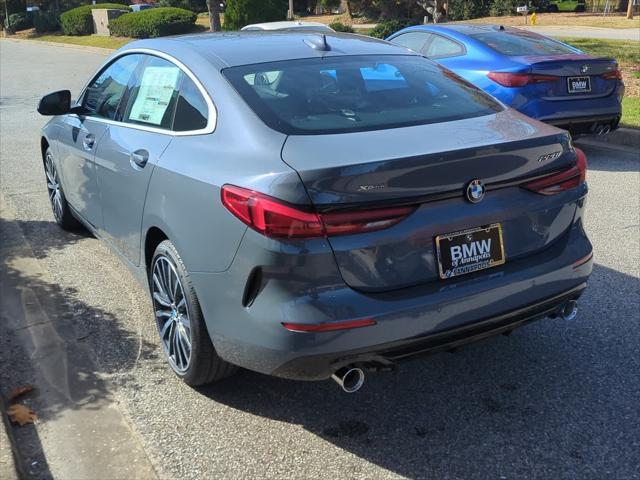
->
[129,66,181,126]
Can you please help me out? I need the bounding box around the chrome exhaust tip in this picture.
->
[331,367,365,393]
[595,125,605,135]
[560,300,579,321]
[602,125,611,135]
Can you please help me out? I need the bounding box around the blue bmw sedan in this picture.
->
[388,24,624,135]
[38,32,592,391]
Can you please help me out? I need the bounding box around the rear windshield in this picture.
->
[471,31,578,56]
[222,55,502,135]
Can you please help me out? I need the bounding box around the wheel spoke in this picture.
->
[178,314,190,331]
[153,291,171,307]
[155,309,171,318]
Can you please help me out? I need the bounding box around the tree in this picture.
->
[206,0,221,30]
[223,0,288,30]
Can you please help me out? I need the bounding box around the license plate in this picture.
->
[435,224,506,279]
[567,76,591,94]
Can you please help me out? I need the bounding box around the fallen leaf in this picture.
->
[8,385,34,402]
[7,404,37,426]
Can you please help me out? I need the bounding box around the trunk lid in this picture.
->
[282,110,578,292]
[515,54,619,99]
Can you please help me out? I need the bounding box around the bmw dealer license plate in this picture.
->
[435,224,505,279]
[567,76,591,94]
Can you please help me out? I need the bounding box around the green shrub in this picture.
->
[108,7,196,38]
[8,12,33,31]
[447,0,489,20]
[223,0,287,30]
[369,19,413,39]
[33,11,61,33]
[489,0,519,16]
[328,21,354,33]
[60,3,128,36]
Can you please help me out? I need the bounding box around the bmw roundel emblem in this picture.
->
[466,179,485,203]
[581,64,589,74]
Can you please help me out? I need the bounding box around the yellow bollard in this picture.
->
[531,11,538,25]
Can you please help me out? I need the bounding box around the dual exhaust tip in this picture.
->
[331,300,579,393]
[594,124,611,136]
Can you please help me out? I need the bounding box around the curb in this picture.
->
[580,127,640,149]
[0,395,22,480]
[0,36,114,54]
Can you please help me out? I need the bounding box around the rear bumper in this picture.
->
[546,114,621,135]
[273,283,586,380]
[191,217,593,381]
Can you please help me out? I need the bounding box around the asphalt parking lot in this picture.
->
[1,40,639,480]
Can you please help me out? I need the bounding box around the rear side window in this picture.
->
[223,55,502,135]
[424,35,464,58]
[83,54,142,120]
[122,56,182,130]
[390,32,431,53]
[173,76,208,132]
[471,31,577,56]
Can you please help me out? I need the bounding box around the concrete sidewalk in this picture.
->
[0,194,157,480]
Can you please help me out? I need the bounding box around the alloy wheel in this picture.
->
[151,256,192,373]
[45,153,63,222]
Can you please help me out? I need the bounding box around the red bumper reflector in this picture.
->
[282,318,377,332]
[573,251,593,268]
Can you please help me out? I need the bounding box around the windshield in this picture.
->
[471,31,578,56]
[222,55,503,135]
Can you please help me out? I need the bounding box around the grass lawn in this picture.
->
[456,12,640,29]
[19,33,131,50]
[558,38,640,64]
[621,97,640,128]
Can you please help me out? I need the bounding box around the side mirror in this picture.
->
[38,90,71,116]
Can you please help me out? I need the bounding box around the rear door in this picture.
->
[95,54,210,266]
[57,54,142,228]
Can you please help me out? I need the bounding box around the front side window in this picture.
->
[424,35,465,58]
[471,30,578,56]
[223,55,502,135]
[83,54,143,120]
[390,32,431,53]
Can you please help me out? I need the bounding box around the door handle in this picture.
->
[130,149,149,170]
[83,134,95,151]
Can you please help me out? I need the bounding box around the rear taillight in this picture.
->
[487,72,557,87]
[523,147,587,195]
[602,69,622,80]
[221,185,415,239]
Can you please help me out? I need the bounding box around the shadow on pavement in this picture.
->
[197,263,640,478]
[0,216,158,479]
[577,141,640,173]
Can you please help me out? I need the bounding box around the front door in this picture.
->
[58,53,144,229]
[56,116,108,227]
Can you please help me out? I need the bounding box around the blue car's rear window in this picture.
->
[222,55,502,135]
[471,31,578,56]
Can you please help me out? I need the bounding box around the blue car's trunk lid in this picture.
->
[516,54,620,99]
[281,110,580,292]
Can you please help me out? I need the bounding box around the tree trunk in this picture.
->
[207,0,221,32]
[628,0,634,19]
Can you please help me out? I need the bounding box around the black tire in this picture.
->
[150,240,237,386]
[44,147,81,230]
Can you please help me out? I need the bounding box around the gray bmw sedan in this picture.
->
[37,32,592,392]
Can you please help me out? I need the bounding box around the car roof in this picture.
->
[241,21,333,31]
[124,31,418,69]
